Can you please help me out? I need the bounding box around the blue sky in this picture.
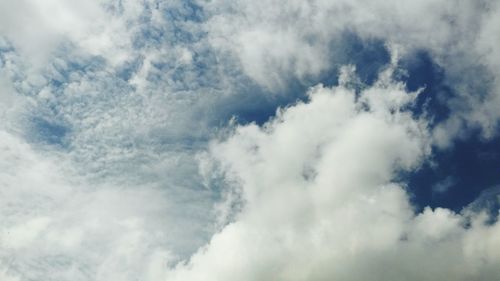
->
[0,1,500,280]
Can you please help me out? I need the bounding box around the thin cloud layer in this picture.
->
[0,0,499,280]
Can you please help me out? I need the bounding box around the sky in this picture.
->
[0,0,499,280]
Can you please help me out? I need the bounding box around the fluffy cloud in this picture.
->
[168,68,500,281]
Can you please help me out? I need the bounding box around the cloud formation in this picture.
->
[168,65,500,281]
[0,0,499,280]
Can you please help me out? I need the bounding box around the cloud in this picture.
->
[203,0,500,141]
[168,68,500,281]
[432,176,457,194]
[0,1,500,280]
[0,2,257,279]
[0,0,107,65]
[0,129,198,280]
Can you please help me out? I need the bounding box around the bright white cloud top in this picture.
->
[0,1,499,281]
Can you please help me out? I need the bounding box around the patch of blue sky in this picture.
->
[375,48,500,214]
[116,56,144,82]
[161,0,206,24]
[27,116,70,147]
[331,32,391,86]
[404,133,500,213]
[373,48,499,214]
[226,32,392,126]
[131,1,206,49]
[397,50,453,127]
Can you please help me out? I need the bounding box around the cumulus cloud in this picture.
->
[0,0,500,280]
[168,67,500,281]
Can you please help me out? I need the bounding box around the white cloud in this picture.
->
[203,0,500,141]
[0,128,221,280]
[0,3,237,279]
[0,1,499,280]
[167,70,500,281]
[0,0,104,65]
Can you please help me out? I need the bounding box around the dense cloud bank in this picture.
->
[0,0,499,280]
